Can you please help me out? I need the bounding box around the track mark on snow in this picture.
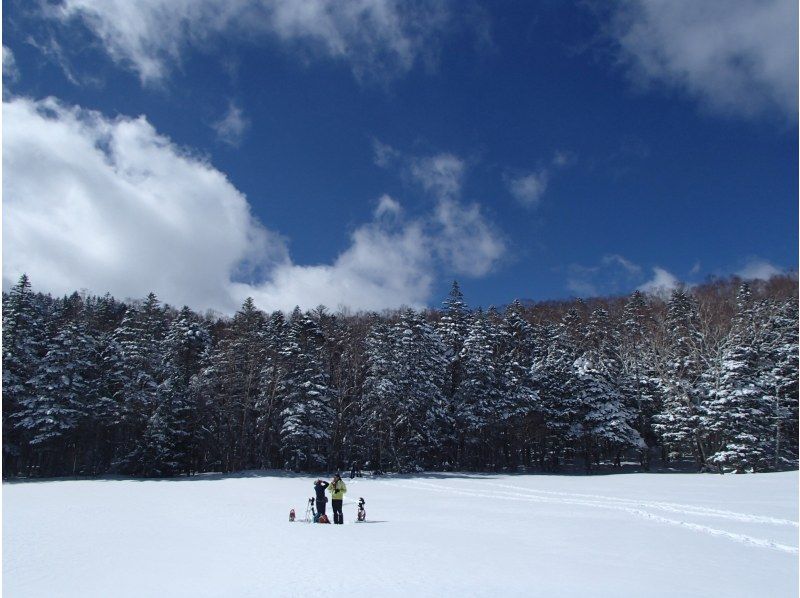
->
[477,481,799,527]
[381,479,799,555]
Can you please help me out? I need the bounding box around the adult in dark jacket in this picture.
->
[314,480,329,516]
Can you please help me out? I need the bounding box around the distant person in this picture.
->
[314,479,329,516]
[327,473,347,525]
[350,461,362,479]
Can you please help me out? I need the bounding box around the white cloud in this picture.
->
[433,198,505,277]
[50,0,457,84]
[609,0,798,119]
[212,101,250,147]
[566,254,643,297]
[373,143,506,276]
[3,46,18,81]
[232,217,434,312]
[372,138,401,168]
[374,194,402,219]
[3,95,284,312]
[409,153,465,200]
[638,266,680,297]
[506,170,548,208]
[3,95,501,313]
[505,150,574,209]
[736,258,782,281]
[602,253,642,276]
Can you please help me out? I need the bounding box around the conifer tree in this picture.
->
[362,318,399,472]
[255,311,289,468]
[392,309,450,470]
[111,293,169,472]
[619,291,661,467]
[279,308,334,470]
[2,274,45,473]
[158,306,210,474]
[653,289,709,467]
[571,309,644,471]
[532,308,582,469]
[707,285,774,471]
[438,281,470,398]
[456,310,501,468]
[764,299,799,468]
[17,314,96,475]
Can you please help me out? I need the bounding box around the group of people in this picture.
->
[313,474,347,524]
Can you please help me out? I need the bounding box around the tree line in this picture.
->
[2,274,797,478]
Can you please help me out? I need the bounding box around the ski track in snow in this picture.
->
[381,478,799,555]
[481,481,800,527]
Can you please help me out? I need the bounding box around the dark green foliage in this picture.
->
[2,275,797,478]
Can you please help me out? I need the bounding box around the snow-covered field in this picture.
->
[4,470,798,597]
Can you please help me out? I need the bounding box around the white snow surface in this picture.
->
[4,470,798,597]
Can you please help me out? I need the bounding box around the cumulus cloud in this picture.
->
[212,101,250,147]
[3,46,18,81]
[374,194,402,219]
[3,95,501,313]
[373,142,506,276]
[505,150,574,209]
[372,138,401,168]
[638,266,681,297]
[609,0,798,119]
[433,198,505,277]
[409,153,465,200]
[3,96,284,312]
[232,217,434,312]
[49,0,458,84]
[736,258,783,281]
[563,255,690,299]
[506,170,548,208]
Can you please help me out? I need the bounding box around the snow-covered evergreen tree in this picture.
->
[619,291,661,467]
[653,289,709,466]
[111,293,169,473]
[392,309,450,470]
[763,299,799,468]
[532,308,582,469]
[571,309,644,471]
[279,308,334,470]
[362,317,399,472]
[122,394,187,477]
[707,285,782,472]
[254,311,288,468]
[1,275,796,478]
[154,306,210,475]
[16,312,96,475]
[455,309,501,468]
[2,274,45,473]
[500,301,538,409]
[438,281,470,397]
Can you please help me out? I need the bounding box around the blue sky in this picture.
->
[3,0,797,313]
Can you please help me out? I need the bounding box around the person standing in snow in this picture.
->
[327,473,347,524]
[314,479,329,517]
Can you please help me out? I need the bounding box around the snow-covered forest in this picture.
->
[3,275,797,478]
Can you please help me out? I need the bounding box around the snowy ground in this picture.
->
[4,470,798,597]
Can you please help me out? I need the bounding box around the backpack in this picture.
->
[317,513,331,524]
